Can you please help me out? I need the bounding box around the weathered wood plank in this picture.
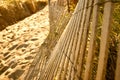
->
[83,0,99,80]
[67,0,85,79]
[96,1,113,80]
[76,0,93,79]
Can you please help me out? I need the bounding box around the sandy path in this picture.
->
[0,5,49,80]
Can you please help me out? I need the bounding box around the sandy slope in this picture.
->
[0,5,49,80]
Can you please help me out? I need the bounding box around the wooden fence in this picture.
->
[25,0,120,80]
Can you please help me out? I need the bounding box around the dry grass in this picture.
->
[0,0,47,31]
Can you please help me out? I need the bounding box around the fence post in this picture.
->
[96,1,113,80]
